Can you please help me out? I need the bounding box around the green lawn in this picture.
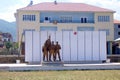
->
[0,70,120,80]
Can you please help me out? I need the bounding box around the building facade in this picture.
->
[15,2,115,41]
[15,2,115,54]
[114,20,120,39]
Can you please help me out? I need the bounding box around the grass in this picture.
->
[0,70,120,80]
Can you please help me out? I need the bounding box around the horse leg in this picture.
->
[43,53,45,61]
[46,52,48,61]
[49,51,52,61]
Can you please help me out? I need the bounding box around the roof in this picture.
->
[18,2,115,12]
[114,20,120,24]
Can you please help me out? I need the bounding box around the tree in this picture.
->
[5,42,12,53]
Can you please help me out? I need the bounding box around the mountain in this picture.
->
[0,19,16,41]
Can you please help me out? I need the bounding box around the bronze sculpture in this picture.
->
[42,43,48,61]
[42,36,51,61]
[42,36,61,62]
[49,41,56,61]
[54,41,61,61]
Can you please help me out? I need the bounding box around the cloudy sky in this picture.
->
[0,0,120,22]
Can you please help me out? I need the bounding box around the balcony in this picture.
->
[40,20,94,24]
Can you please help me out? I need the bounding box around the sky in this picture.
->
[0,0,120,22]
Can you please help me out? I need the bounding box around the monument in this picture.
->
[42,36,63,66]
[25,31,107,64]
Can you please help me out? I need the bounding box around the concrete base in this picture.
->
[64,61,103,64]
[1,63,120,71]
[28,61,41,65]
[42,61,64,66]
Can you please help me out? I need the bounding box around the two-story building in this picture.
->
[15,2,115,54]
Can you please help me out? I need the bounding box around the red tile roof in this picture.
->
[18,2,115,12]
[114,20,120,24]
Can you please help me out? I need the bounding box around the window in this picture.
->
[80,17,87,23]
[118,25,120,28]
[60,16,72,23]
[23,15,36,21]
[84,18,87,23]
[44,17,51,22]
[8,39,10,41]
[4,39,7,42]
[23,15,25,21]
[118,32,120,35]
[81,18,84,23]
[77,27,94,31]
[99,29,109,35]
[98,16,110,22]
[45,17,49,21]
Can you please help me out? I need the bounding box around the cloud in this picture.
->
[0,3,26,22]
[0,0,28,22]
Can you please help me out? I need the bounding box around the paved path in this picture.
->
[0,63,120,71]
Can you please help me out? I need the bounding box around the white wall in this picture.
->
[25,31,107,63]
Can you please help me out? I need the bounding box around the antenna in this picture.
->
[30,0,33,5]
[54,0,57,5]
[27,0,33,6]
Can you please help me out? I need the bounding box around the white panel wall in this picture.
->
[25,31,33,62]
[25,31,107,63]
[93,31,100,60]
[40,31,48,62]
[70,31,78,61]
[63,31,70,61]
[55,31,63,60]
[85,31,92,61]
[33,31,41,62]
[100,31,107,60]
[78,32,85,61]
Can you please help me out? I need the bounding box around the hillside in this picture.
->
[0,19,16,41]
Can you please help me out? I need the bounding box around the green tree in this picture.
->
[13,42,19,49]
[5,42,12,53]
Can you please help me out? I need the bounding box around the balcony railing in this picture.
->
[40,20,94,23]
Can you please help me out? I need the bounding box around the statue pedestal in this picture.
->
[42,61,64,67]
